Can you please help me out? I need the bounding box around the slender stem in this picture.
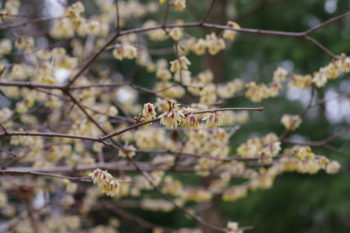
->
[105,205,167,230]
[200,0,217,24]
[304,11,350,35]
[0,16,64,30]
[0,170,91,182]
[128,158,227,232]
[115,0,121,33]
[65,31,120,87]
[65,91,108,135]
[0,162,196,174]
[284,127,350,147]
[1,130,100,142]
[0,81,64,89]
[101,107,263,140]
[303,35,337,59]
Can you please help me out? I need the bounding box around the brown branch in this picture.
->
[65,91,108,135]
[105,204,167,230]
[1,130,100,142]
[0,205,49,232]
[101,107,263,140]
[0,16,64,30]
[162,1,171,29]
[0,13,31,18]
[115,0,121,33]
[64,31,121,87]
[284,127,350,147]
[0,12,345,98]
[0,147,17,157]
[192,107,264,114]
[0,170,91,182]
[0,81,64,90]
[200,0,217,24]
[0,162,196,174]
[311,92,350,107]
[65,91,127,158]
[119,22,303,38]
[280,87,315,141]
[0,11,347,63]
[305,11,350,35]
[136,149,263,162]
[70,82,128,90]
[128,158,227,232]
[303,35,338,59]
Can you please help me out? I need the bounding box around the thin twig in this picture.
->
[200,0,216,24]
[0,16,64,30]
[105,205,167,230]
[101,107,263,140]
[304,11,350,35]
[115,0,121,33]
[129,158,227,232]
[303,35,338,59]
[1,130,100,142]
[284,127,350,147]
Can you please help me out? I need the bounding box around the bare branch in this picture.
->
[1,130,100,142]
[200,0,217,24]
[284,127,350,147]
[101,107,263,140]
[305,11,350,35]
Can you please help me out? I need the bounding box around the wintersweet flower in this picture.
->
[169,27,183,41]
[170,56,191,73]
[222,186,247,202]
[89,169,112,185]
[181,114,199,128]
[15,37,34,51]
[313,71,328,87]
[174,70,191,85]
[140,103,157,122]
[202,112,223,128]
[103,179,120,197]
[260,141,281,157]
[281,114,302,130]
[191,39,207,55]
[156,68,172,81]
[160,109,185,128]
[182,188,212,203]
[217,80,244,99]
[66,2,84,20]
[119,145,136,158]
[155,82,185,98]
[0,39,12,55]
[288,74,313,89]
[245,82,273,102]
[170,0,186,11]
[89,169,120,197]
[273,67,288,82]
[223,21,240,41]
[141,199,174,212]
[226,221,243,233]
[206,33,225,55]
[326,161,341,174]
[113,44,137,60]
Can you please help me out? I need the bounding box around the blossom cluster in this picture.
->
[89,169,120,197]
[0,1,345,233]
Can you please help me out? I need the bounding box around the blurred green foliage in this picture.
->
[3,0,349,232]
[129,0,350,232]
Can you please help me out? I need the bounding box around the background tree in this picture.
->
[0,0,349,233]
